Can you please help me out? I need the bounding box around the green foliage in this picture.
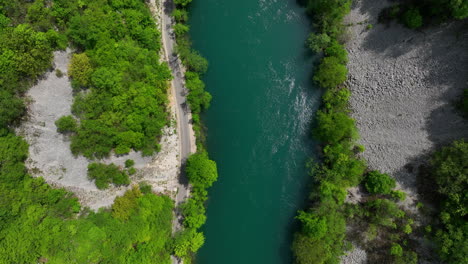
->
[68,53,93,88]
[172,9,189,23]
[364,170,396,195]
[306,33,331,53]
[387,0,467,27]
[174,23,189,38]
[87,162,130,189]
[314,110,357,144]
[401,8,423,29]
[55,115,78,133]
[139,181,152,194]
[0,2,176,263]
[325,40,348,64]
[181,198,207,229]
[431,140,467,216]
[125,159,135,168]
[296,211,327,239]
[173,229,204,257]
[391,190,407,201]
[64,0,171,158]
[314,56,347,89]
[185,152,218,189]
[428,140,468,263]
[174,0,193,7]
[307,0,351,38]
[390,243,403,257]
[186,71,212,114]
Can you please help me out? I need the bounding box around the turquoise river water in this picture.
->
[189,0,321,263]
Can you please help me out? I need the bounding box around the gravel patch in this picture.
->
[342,0,468,262]
[17,49,182,210]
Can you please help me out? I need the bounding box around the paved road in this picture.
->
[160,0,191,206]
[154,0,191,263]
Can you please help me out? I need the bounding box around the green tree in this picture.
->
[306,33,331,53]
[68,53,93,88]
[55,115,78,133]
[364,170,396,195]
[174,0,193,7]
[185,152,218,188]
[314,110,357,143]
[401,8,423,29]
[325,40,348,64]
[296,211,327,239]
[314,56,347,88]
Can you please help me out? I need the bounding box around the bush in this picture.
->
[314,56,347,89]
[306,33,331,53]
[87,163,129,189]
[125,159,135,168]
[430,140,467,216]
[68,53,93,88]
[390,243,403,257]
[185,152,218,189]
[139,181,152,194]
[55,115,77,133]
[391,190,407,201]
[172,9,188,23]
[325,40,348,64]
[314,110,357,144]
[401,8,423,29]
[364,171,396,194]
[55,69,64,78]
[174,0,192,7]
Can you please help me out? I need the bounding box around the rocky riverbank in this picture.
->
[341,0,468,263]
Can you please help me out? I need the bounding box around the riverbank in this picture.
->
[346,0,468,207]
[343,0,468,262]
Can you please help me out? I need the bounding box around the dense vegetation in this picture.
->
[172,0,212,146]
[170,1,219,263]
[0,1,177,262]
[173,152,218,262]
[0,131,175,263]
[426,140,467,263]
[87,162,131,190]
[61,0,173,159]
[379,0,468,29]
[293,0,418,263]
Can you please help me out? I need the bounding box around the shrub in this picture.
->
[314,110,358,144]
[139,182,152,194]
[125,159,135,168]
[390,243,403,257]
[391,190,406,201]
[172,9,188,23]
[55,115,77,133]
[314,56,347,89]
[185,152,218,189]
[87,163,129,189]
[296,211,327,239]
[174,0,192,7]
[401,8,423,29]
[173,23,189,38]
[306,33,331,53]
[68,53,93,88]
[364,170,396,194]
[55,69,64,78]
[324,40,348,64]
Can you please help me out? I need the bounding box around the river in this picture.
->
[189,0,320,263]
